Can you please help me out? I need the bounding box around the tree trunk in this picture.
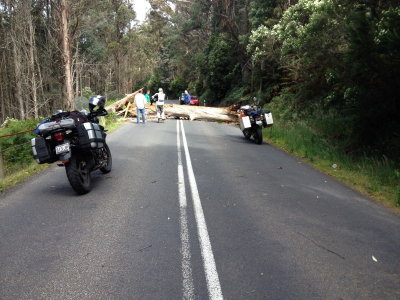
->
[164,105,238,122]
[11,35,25,120]
[106,88,144,112]
[59,0,74,110]
[28,10,39,119]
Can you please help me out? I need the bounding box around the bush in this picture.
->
[0,118,39,175]
[222,87,249,106]
[106,90,124,102]
[169,78,188,99]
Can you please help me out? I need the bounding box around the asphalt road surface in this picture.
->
[1,119,399,299]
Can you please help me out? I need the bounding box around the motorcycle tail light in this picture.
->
[54,132,64,142]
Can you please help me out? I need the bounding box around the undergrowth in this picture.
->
[264,98,400,209]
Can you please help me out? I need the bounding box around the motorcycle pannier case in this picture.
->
[264,112,274,126]
[31,137,55,164]
[240,116,251,130]
[77,122,105,148]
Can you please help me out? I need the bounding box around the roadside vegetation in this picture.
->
[265,98,400,208]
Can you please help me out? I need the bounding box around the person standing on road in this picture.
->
[184,90,191,105]
[145,90,151,105]
[134,89,147,124]
[152,88,166,122]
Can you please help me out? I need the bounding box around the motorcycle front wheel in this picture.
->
[65,153,91,195]
[254,126,263,144]
[100,143,112,174]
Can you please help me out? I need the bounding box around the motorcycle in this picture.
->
[238,104,273,144]
[31,96,112,194]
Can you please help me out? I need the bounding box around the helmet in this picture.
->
[89,95,105,111]
[158,88,163,92]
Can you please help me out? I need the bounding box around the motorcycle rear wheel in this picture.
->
[65,154,91,195]
[254,126,263,144]
[100,143,112,174]
[243,129,251,139]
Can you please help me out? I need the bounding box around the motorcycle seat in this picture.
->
[249,109,262,116]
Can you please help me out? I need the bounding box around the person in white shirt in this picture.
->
[134,89,147,124]
[152,88,166,122]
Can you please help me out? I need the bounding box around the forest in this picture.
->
[0,0,399,162]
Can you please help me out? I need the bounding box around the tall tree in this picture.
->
[58,0,74,110]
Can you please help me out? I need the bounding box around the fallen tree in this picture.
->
[106,92,239,122]
[106,88,143,113]
[110,103,238,122]
[164,105,237,122]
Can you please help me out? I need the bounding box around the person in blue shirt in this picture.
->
[184,90,191,104]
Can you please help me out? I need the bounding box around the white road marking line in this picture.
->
[180,120,224,300]
[177,120,195,299]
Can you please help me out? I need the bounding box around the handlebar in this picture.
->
[89,108,107,118]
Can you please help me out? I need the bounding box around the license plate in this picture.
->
[55,143,70,154]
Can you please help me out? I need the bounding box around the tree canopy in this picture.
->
[1,0,399,159]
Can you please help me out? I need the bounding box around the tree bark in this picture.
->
[28,8,39,119]
[59,0,74,110]
[106,88,144,112]
[164,105,238,122]
[11,34,25,120]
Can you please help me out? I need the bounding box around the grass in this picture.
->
[0,162,48,192]
[264,119,400,210]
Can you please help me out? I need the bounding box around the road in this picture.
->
[1,119,399,299]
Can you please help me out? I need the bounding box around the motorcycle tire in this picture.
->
[254,126,263,144]
[65,154,91,195]
[100,143,112,174]
[243,129,251,140]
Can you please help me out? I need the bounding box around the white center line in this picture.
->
[180,120,224,300]
[177,120,195,299]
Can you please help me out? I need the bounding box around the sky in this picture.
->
[133,0,151,23]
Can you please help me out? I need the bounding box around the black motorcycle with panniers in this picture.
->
[31,95,112,194]
[238,104,273,144]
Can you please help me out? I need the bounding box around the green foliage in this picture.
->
[266,98,400,207]
[0,119,39,175]
[343,5,400,157]
[147,73,162,94]
[107,91,124,102]
[204,34,241,103]
[249,0,278,28]
[169,78,188,99]
[397,185,400,207]
[82,87,95,99]
[246,0,400,161]
[104,111,119,127]
[222,87,250,106]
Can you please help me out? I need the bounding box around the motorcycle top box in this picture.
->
[36,119,76,136]
[77,122,105,149]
